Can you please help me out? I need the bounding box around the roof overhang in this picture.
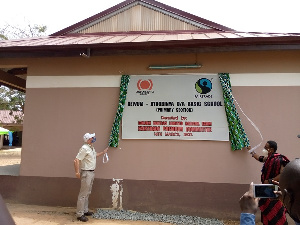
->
[1,30,300,92]
[1,31,300,58]
[0,70,26,92]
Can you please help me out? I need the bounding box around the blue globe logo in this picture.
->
[195,78,212,94]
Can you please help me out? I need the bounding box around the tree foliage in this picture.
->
[0,23,47,124]
[0,23,47,40]
[0,86,25,111]
[0,86,25,124]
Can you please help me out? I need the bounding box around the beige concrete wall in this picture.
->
[2,50,300,75]
[2,50,299,185]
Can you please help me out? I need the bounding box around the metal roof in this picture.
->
[1,30,300,58]
[2,31,297,47]
[1,0,300,58]
[0,110,23,124]
[1,0,300,92]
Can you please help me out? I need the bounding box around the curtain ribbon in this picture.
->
[218,73,252,150]
[108,75,130,148]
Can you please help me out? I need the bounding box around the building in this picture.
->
[0,0,299,220]
[0,110,23,147]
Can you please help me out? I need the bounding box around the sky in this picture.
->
[1,0,300,35]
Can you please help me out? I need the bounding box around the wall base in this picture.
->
[0,175,248,221]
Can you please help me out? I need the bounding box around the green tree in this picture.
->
[0,86,25,124]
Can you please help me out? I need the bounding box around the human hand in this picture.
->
[239,182,259,214]
[104,147,108,154]
[272,180,283,202]
[75,172,81,179]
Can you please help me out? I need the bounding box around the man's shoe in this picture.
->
[77,215,89,222]
[84,211,94,216]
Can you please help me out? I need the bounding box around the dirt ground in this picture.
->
[0,147,21,176]
[5,202,240,225]
[6,203,178,225]
[0,146,240,225]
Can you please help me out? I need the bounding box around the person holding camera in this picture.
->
[240,159,300,225]
[239,182,258,224]
[250,140,290,224]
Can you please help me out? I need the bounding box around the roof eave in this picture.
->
[1,36,300,58]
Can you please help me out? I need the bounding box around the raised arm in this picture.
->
[250,152,266,162]
[96,147,108,157]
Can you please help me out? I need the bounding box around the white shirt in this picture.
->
[76,143,96,170]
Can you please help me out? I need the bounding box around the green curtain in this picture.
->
[218,73,250,151]
[108,75,130,147]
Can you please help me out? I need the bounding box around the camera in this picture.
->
[253,184,278,198]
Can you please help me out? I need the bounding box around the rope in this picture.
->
[103,152,109,163]
[219,74,262,152]
[233,97,263,153]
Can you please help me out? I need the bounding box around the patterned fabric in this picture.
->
[259,153,290,225]
[218,73,250,150]
[259,200,287,225]
[260,153,290,183]
[108,75,130,147]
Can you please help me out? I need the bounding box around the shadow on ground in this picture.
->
[0,164,20,176]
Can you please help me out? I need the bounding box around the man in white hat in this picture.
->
[74,133,108,222]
